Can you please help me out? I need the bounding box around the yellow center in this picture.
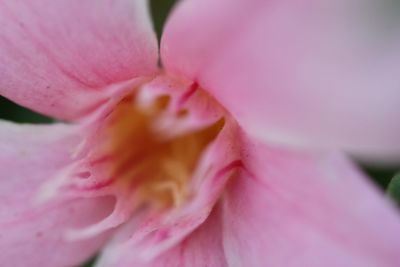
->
[100,93,223,208]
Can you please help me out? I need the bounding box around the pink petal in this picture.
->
[161,0,400,159]
[0,120,114,267]
[221,131,400,266]
[0,0,158,120]
[96,206,227,267]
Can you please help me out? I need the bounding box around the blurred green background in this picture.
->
[0,1,397,266]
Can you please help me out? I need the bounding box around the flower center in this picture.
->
[99,90,224,208]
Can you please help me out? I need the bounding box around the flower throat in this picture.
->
[99,91,224,209]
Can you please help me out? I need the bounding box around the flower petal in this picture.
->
[161,0,400,159]
[96,206,227,267]
[221,132,400,267]
[0,0,158,120]
[0,120,114,267]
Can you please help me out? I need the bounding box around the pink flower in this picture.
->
[0,0,399,266]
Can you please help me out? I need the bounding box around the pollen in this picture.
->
[99,92,224,209]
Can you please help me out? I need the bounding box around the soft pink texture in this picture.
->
[0,121,114,267]
[97,206,228,267]
[161,0,400,159]
[221,132,400,267]
[0,0,399,266]
[0,0,158,120]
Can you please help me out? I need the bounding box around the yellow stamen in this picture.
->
[100,94,223,208]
